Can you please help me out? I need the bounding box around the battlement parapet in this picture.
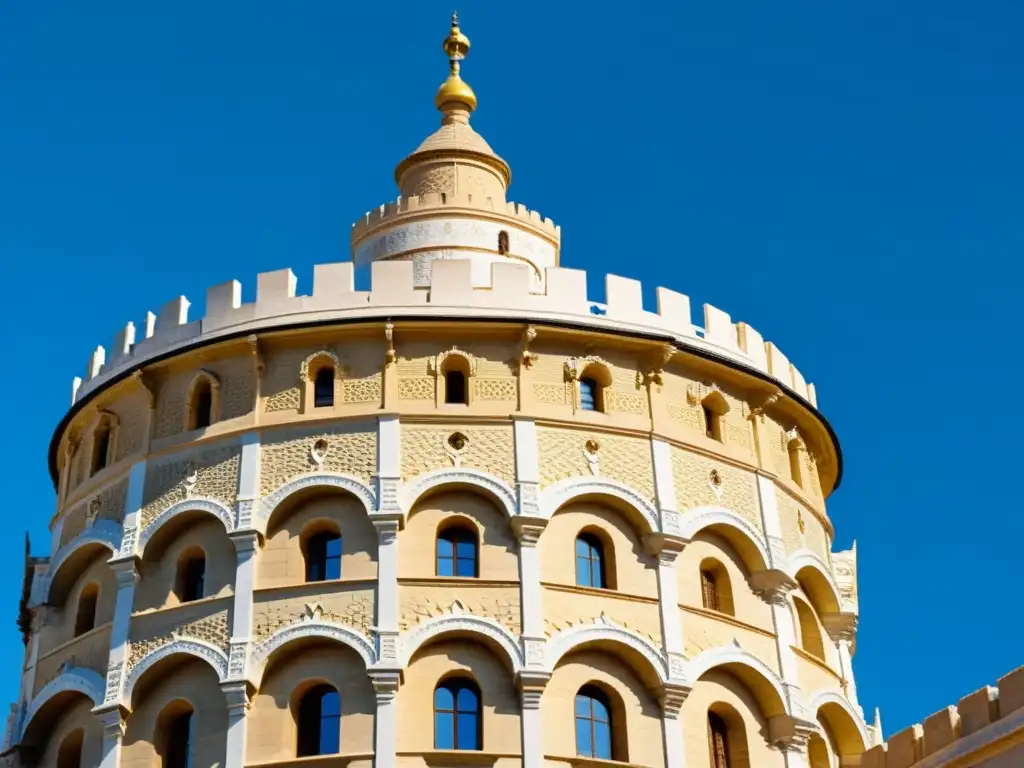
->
[351,194,560,243]
[72,259,819,414]
[863,666,1024,768]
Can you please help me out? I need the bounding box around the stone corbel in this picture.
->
[519,325,538,371]
[517,670,551,709]
[746,391,781,422]
[643,344,676,389]
[221,681,252,717]
[369,670,402,703]
[768,714,818,754]
[749,569,798,605]
[642,533,687,565]
[659,683,692,719]
[822,611,859,657]
[511,517,547,548]
[91,704,127,743]
[384,321,396,366]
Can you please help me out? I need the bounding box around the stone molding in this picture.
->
[16,667,104,743]
[806,688,870,749]
[787,549,846,614]
[33,520,122,605]
[683,643,789,716]
[259,472,377,529]
[544,616,671,685]
[400,468,517,519]
[677,505,772,570]
[538,476,660,534]
[123,638,229,703]
[399,613,524,672]
[138,497,235,555]
[251,620,378,684]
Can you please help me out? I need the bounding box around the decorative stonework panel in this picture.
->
[542,587,662,650]
[259,425,377,496]
[777,490,830,563]
[681,611,780,676]
[111,389,150,463]
[399,584,521,636]
[343,375,382,405]
[261,346,311,414]
[128,606,231,669]
[265,388,301,413]
[153,356,255,439]
[398,377,434,401]
[252,587,375,642]
[533,382,570,405]
[60,476,129,547]
[475,378,517,402]
[141,442,241,528]
[537,428,656,502]
[670,448,760,527]
[604,390,647,415]
[401,426,516,487]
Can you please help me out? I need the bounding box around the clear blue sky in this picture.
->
[1,1,1021,736]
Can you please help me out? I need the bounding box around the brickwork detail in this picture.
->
[111,389,150,462]
[671,447,760,527]
[253,588,375,642]
[265,388,300,413]
[401,426,516,487]
[60,476,129,547]
[259,425,377,496]
[141,443,242,528]
[537,428,656,502]
[128,608,231,668]
[399,585,521,636]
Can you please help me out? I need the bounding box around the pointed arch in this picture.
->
[399,613,523,673]
[540,476,660,535]
[123,638,229,703]
[678,506,771,573]
[807,689,870,755]
[139,498,235,556]
[545,618,669,686]
[401,468,517,519]
[684,645,789,718]
[41,520,121,604]
[18,667,104,743]
[260,472,377,533]
[788,551,843,616]
[251,620,377,685]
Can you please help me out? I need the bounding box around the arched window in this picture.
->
[314,367,335,408]
[176,550,206,603]
[788,438,804,489]
[434,678,481,750]
[445,370,467,404]
[297,684,341,756]
[794,598,826,660]
[91,423,112,476]
[162,709,194,768]
[305,530,342,582]
[497,230,510,255]
[579,377,599,412]
[701,392,727,442]
[808,734,831,768]
[701,568,720,612]
[436,525,478,577]
[708,712,731,768]
[56,729,83,768]
[575,533,606,589]
[575,686,612,759]
[699,559,735,616]
[190,378,214,430]
[74,583,99,637]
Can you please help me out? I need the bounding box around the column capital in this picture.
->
[110,559,139,589]
[659,683,692,718]
[822,612,858,645]
[750,569,798,605]
[768,715,818,753]
[92,704,127,740]
[220,681,252,716]
[642,533,686,564]
[369,670,402,703]
[511,517,547,547]
[372,515,403,543]
[228,530,260,555]
[517,671,551,710]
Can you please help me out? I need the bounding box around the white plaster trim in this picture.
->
[677,505,771,570]
[38,520,121,604]
[683,644,789,716]
[539,476,660,533]
[260,472,377,530]
[18,667,104,742]
[545,618,669,684]
[124,638,229,703]
[806,688,870,749]
[399,614,524,672]
[400,468,518,519]
[787,550,843,612]
[252,621,377,682]
[139,497,235,555]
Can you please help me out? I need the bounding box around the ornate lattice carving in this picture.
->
[533,382,568,405]
[253,590,375,642]
[60,476,129,547]
[399,377,435,401]
[604,390,647,415]
[537,428,655,502]
[264,388,300,413]
[542,594,663,650]
[401,426,515,487]
[141,443,241,528]
[128,609,231,669]
[110,390,149,462]
[670,448,760,527]
[259,426,376,496]
[399,588,521,635]
[475,378,517,402]
[343,375,382,404]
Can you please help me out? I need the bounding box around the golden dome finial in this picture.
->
[435,11,477,117]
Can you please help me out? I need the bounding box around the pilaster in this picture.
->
[101,559,139,707]
[650,439,682,537]
[516,326,538,412]
[659,683,691,768]
[643,534,687,680]
[518,671,550,768]
[235,431,261,531]
[373,519,401,666]
[769,715,817,768]
[824,613,860,709]
[370,670,401,768]
[221,681,251,768]
[512,418,546,658]
[93,707,127,768]
[382,323,399,410]
[375,415,402,517]
[115,459,148,560]
[227,532,259,681]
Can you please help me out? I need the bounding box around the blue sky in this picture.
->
[1,1,1021,735]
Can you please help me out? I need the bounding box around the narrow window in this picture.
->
[575,533,606,589]
[701,570,719,612]
[789,441,804,488]
[297,684,341,756]
[703,405,720,440]
[91,424,111,475]
[579,377,599,412]
[708,712,730,768]
[437,526,479,578]
[164,710,194,768]
[305,531,342,582]
[445,370,467,404]
[795,599,826,660]
[192,379,213,429]
[575,686,612,759]
[314,367,335,408]
[176,552,206,603]
[56,729,84,768]
[434,679,481,750]
[74,584,99,637]
[497,230,510,255]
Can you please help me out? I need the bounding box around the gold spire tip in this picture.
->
[435,10,476,114]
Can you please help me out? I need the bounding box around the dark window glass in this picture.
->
[703,405,717,439]
[437,527,478,577]
[56,731,83,768]
[305,531,342,582]
[701,570,719,612]
[297,685,341,756]
[580,378,598,411]
[434,679,481,750]
[180,556,205,603]
[575,686,612,759]
[74,586,98,637]
[445,370,467,404]
[498,230,510,255]
[194,383,213,429]
[708,712,730,768]
[92,427,111,475]
[164,711,193,768]
[575,534,605,588]
[314,367,335,408]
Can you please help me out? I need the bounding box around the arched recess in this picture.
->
[788,552,843,617]
[43,522,121,605]
[260,473,377,534]
[545,619,669,688]
[399,613,524,673]
[123,639,229,705]
[401,468,517,520]
[139,498,235,558]
[807,690,869,757]
[18,668,104,744]
[251,620,378,686]
[540,477,660,535]
[684,645,789,719]
[678,506,771,574]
